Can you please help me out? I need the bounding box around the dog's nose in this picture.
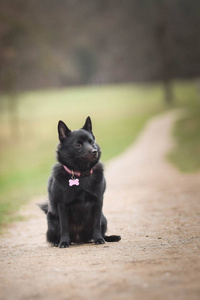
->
[91,149,97,154]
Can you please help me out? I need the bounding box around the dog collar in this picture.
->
[63,165,93,178]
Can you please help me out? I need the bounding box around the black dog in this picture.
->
[40,117,121,248]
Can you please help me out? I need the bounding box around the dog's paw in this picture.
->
[58,241,70,248]
[95,237,105,245]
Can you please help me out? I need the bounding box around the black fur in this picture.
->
[40,116,121,248]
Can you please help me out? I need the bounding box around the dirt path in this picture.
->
[0,111,200,300]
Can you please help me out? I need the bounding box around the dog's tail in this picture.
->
[104,235,121,242]
[38,202,48,214]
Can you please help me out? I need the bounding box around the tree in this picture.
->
[0,4,27,139]
[154,0,174,104]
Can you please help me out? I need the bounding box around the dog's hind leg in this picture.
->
[101,213,108,237]
[101,214,121,242]
[46,212,60,246]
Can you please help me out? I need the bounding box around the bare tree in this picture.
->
[154,0,174,104]
[0,4,26,139]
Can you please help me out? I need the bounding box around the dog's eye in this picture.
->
[90,140,95,146]
[74,143,82,148]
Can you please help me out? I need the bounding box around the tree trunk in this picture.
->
[155,0,174,104]
[7,94,20,141]
[163,79,173,104]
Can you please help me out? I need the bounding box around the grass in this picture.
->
[0,80,199,228]
[168,102,200,172]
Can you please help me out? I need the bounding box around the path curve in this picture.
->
[0,111,200,300]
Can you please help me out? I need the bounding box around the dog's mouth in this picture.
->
[79,153,98,162]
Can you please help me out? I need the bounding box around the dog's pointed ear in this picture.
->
[82,116,92,132]
[58,120,71,141]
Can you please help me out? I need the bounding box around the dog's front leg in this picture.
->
[58,203,70,248]
[93,201,105,244]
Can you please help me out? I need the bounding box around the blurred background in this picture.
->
[0,0,200,227]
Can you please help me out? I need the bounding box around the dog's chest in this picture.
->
[69,192,94,219]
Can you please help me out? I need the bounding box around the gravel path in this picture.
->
[0,111,200,300]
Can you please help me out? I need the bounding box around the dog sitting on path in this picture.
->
[40,117,121,248]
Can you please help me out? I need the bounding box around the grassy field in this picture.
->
[0,81,199,228]
[168,101,200,172]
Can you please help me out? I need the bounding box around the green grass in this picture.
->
[0,81,199,228]
[168,102,200,172]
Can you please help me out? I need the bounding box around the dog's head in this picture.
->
[57,117,101,171]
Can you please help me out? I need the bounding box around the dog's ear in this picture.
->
[82,116,92,132]
[58,120,71,141]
